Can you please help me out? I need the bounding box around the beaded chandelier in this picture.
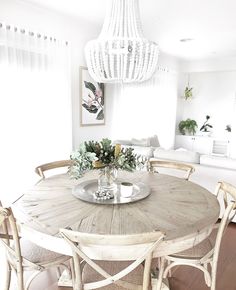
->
[85,0,159,83]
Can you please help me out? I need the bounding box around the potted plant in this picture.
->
[184,86,193,100]
[225,124,231,132]
[178,119,198,135]
[198,115,213,136]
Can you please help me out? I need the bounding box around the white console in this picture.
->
[175,135,230,156]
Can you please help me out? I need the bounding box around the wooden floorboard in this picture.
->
[1,223,236,290]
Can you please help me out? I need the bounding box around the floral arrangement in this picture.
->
[69,138,143,179]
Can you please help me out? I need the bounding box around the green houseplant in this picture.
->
[178,119,198,135]
[184,86,193,100]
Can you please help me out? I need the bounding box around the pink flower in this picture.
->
[95,89,102,99]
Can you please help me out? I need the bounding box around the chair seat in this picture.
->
[83,261,144,289]
[169,228,218,259]
[10,238,68,264]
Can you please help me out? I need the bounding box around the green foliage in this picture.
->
[69,139,144,178]
[69,143,97,179]
[85,139,115,165]
[114,147,137,171]
[178,119,198,135]
[184,86,193,100]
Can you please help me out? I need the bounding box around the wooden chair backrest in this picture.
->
[215,181,236,213]
[149,160,195,180]
[35,160,73,178]
[210,200,236,268]
[0,203,23,272]
[60,229,164,289]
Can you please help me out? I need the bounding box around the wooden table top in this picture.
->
[13,170,220,258]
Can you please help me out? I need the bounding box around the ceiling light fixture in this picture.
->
[85,0,159,83]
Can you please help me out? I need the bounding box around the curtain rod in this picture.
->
[0,22,68,46]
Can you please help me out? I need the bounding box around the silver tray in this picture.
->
[72,179,151,205]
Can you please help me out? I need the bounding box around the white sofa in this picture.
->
[113,135,160,159]
[152,147,236,221]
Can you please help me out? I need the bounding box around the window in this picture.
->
[0,23,71,204]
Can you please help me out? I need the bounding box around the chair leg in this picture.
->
[211,261,217,290]
[156,257,165,290]
[70,259,77,290]
[203,262,211,286]
[167,260,172,277]
[15,259,24,290]
[16,269,24,290]
[143,254,152,290]
[4,261,11,290]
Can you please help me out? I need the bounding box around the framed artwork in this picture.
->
[80,66,105,126]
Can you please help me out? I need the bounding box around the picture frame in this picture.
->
[80,66,105,126]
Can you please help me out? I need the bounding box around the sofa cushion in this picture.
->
[131,138,151,147]
[113,139,132,145]
[122,145,154,158]
[200,155,236,170]
[153,148,200,164]
[149,135,160,147]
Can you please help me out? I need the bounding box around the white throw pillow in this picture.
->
[148,135,160,147]
[121,145,154,158]
[131,138,151,147]
[113,139,132,146]
[131,146,154,158]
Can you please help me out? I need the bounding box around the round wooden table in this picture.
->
[13,170,220,260]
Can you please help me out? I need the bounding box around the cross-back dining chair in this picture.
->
[60,228,165,290]
[35,160,73,179]
[0,202,71,290]
[155,181,236,290]
[148,159,195,180]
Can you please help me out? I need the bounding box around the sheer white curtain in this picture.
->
[0,23,71,204]
[111,67,178,149]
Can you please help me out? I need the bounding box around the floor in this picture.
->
[1,223,236,290]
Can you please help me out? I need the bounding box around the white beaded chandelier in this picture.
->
[85,0,159,83]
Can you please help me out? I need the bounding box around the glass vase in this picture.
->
[98,166,117,192]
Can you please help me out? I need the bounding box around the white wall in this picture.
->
[180,57,236,73]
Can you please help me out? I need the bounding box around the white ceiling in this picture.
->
[22,0,236,61]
